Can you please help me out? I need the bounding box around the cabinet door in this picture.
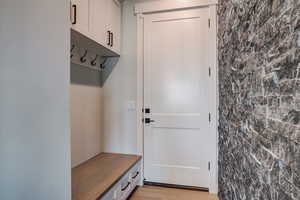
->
[89,0,110,47]
[71,0,90,36]
[108,0,121,54]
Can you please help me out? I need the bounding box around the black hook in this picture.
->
[80,50,88,63]
[91,55,98,66]
[100,57,108,69]
[70,44,75,58]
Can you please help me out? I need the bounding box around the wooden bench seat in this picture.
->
[72,153,142,200]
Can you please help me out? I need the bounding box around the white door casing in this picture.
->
[135,1,218,194]
[143,7,212,189]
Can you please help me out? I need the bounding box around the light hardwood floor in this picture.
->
[129,186,219,200]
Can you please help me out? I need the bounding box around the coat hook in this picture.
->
[100,57,108,69]
[80,50,88,63]
[91,55,98,66]
[70,44,75,58]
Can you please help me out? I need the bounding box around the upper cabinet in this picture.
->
[70,0,121,55]
[89,0,109,48]
[107,0,121,54]
[70,0,90,36]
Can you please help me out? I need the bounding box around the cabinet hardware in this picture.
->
[121,182,131,191]
[208,19,210,28]
[132,171,139,179]
[209,67,211,77]
[72,4,77,25]
[209,113,211,123]
[107,31,111,46]
[208,162,211,171]
[110,32,114,47]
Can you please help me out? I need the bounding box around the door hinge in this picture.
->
[209,67,211,77]
[208,162,211,171]
[209,113,211,123]
[208,19,211,28]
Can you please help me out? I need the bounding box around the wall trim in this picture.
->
[136,4,218,194]
[136,12,145,186]
[134,0,218,14]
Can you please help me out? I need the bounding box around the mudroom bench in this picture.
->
[72,153,142,200]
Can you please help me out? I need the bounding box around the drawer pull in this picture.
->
[121,182,130,191]
[132,172,139,179]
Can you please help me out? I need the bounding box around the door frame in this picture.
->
[135,0,218,194]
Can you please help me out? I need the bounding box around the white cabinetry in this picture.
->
[70,0,90,36]
[107,0,121,54]
[89,0,109,48]
[70,0,121,55]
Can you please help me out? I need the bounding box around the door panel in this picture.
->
[144,8,211,188]
[109,0,121,53]
[71,0,90,35]
[89,0,109,46]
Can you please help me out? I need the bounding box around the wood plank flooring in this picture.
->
[129,185,219,200]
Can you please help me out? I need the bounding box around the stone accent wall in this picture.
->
[218,0,300,199]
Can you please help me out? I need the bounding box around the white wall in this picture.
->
[103,0,138,154]
[0,0,71,200]
[102,0,159,154]
[70,84,103,167]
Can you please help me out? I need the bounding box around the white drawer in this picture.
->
[129,161,141,187]
[99,186,116,200]
[99,159,142,200]
[118,172,132,200]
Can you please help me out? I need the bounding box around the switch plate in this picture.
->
[127,101,136,111]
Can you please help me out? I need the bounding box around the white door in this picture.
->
[144,7,211,189]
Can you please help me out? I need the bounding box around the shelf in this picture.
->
[71,29,120,58]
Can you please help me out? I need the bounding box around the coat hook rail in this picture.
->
[71,60,102,72]
[91,55,98,66]
[80,50,88,63]
[100,57,108,69]
[70,44,75,58]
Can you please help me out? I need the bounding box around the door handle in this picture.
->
[144,118,155,124]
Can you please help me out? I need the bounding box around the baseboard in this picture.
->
[144,181,209,192]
